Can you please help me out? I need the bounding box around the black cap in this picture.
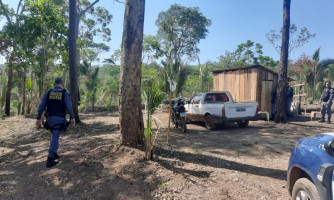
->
[55,77,64,84]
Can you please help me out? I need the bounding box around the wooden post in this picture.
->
[167,89,172,143]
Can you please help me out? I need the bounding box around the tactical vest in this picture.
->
[321,88,332,102]
[46,89,67,117]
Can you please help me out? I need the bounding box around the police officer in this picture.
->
[36,78,76,168]
[319,81,334,123]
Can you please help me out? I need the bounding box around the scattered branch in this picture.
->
[0,0,12,25]
[114,0,125,4]
[79,0,99,17]
[16,0,22,15]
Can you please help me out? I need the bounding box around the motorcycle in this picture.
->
[171,98,187,133]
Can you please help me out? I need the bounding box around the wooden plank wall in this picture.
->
[261,80,273,115]
[213,68,279,113]
[213,68,258,102]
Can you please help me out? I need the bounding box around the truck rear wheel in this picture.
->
[205,115,216,130]
[237,120,249,128]
[292,178,320,200]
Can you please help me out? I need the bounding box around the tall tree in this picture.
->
[0,0,24,116]
[275,0,291,123]
[119,0,145,146]
[155,4,211,94]
[69,0,111,122]
[69,0,80,122]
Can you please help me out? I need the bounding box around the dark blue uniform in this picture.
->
[37,86,74,158]
[320,87,334,121]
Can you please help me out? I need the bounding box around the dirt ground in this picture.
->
[0,110,333,200]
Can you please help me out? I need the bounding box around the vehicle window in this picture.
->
[204,93,229,103]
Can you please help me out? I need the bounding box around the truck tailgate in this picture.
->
[224,102,258,119]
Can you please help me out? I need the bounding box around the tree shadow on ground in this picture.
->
[0,151,161,200]
[159,119,334,158]
[154,147,286,181]
[66,121,119,137]
[79,111,119,119]
[0,123,161,200]
[286,115,311,122]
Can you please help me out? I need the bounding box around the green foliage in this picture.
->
[155,4,211,94]
[144,119,152,141]
[98,64,120,105]
[142,81,166,119]
[292,49,334,100]
[217,40,279,69]
[142,35,162,63]
[142,80,166,141]
[175,66,188,96]
[78,4,112,54]
[156,4,211,61]
[306,98,313,105]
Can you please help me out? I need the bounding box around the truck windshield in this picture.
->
[204,93,229,103]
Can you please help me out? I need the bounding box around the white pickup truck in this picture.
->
[185,91,259,130]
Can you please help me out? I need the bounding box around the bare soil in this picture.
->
[0,110,333,200]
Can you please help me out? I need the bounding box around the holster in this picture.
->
[43,119,70,132]
[62,120,70,132]
[43,120,51,130]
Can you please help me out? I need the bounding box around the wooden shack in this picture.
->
[212,65,280,115]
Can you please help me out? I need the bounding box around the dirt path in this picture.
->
[0,111,333,200]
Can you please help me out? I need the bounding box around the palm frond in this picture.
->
[312,47,320,62]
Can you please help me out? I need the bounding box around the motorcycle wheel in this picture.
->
[180,117,187,133]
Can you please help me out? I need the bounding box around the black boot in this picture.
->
[327,118,331,124]
[54,153,60,160]
[319,117,325,123]
[46,157,59,168]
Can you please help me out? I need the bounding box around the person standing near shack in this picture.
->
[36,78,76,168]
[319,81,334,123]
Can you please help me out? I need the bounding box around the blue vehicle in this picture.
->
[287,133,334,200]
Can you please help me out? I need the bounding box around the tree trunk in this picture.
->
[312,68,317,100]
[5,56,14,116]
[0,78,6,112]
[69,0,80,123]
[119,0,145,146]
[275,0,291,123]
[21,73,26,115]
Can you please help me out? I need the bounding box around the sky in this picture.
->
[1,0,334,65]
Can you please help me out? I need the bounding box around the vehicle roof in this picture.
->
[200,91,230,94]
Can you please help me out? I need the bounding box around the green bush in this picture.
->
[306,98,313,105]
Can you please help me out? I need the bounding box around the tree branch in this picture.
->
[79,0,99,17]
[20,4,25,15]
[0,0,12,25]
[16,0,22,15]
[114,0,125,4]
[76,0,81,15]
[16,0,25,15]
